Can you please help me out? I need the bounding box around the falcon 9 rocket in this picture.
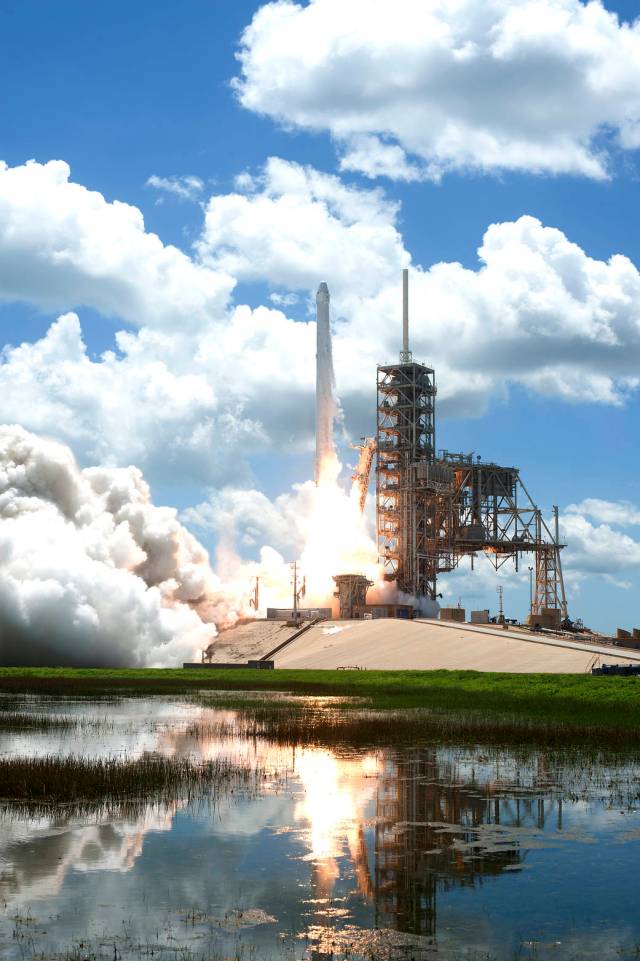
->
[315,282,336,485]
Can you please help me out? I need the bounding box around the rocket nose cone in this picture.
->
[316,281,330,302]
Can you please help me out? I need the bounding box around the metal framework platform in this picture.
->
[375,273,567,619]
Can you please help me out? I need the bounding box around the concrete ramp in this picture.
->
[207,620,300,664]
[272,619,640,673]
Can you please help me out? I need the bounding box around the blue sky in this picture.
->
[2,0,640,636]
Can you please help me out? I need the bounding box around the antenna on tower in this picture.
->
[400,268,412,363]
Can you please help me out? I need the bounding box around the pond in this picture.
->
[1,693,639,960]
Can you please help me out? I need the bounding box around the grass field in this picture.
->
[1,666,639,740]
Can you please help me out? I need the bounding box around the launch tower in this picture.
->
[375,270,568,624]
[376,270,440,598]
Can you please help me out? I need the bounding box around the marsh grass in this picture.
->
[2,667,640,742]
[186,699,640,751]
[0,752,262,811]
[0,711,114,732]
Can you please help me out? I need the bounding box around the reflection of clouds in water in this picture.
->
[3,698,640,960]
[0,807,176,910]
[0,702,379,915]
[0,699,204,911]
[0,698,202,760]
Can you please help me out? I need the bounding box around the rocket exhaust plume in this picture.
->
[0,425,246,667]
[315,281,338,486]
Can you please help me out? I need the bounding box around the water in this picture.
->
[1,694,640,960]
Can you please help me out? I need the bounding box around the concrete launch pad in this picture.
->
[208,618,640,673]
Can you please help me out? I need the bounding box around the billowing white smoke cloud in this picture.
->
[185,474,441,620]
[0,426,243,667]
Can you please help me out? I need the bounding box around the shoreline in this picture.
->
[1,666,640,743]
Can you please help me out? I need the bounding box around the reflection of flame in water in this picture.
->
[164,717,382,901]
[164,720,382,900]
[2,711,380,913]
[295,748,380,901]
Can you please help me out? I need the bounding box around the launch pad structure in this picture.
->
[375,269,568,626]
[333,574,374,620]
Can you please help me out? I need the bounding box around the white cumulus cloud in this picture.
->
[560,511,640,576]
[183,483,315,559]
[197,156,405,301]
[0,159,233,331]
[1,158,640,489]
[146,174,205,202]
[196,160,640,416]
[566,497,640,526]
[235,0,640,180]
[0,313,263,485]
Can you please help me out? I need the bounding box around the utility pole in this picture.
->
[291,562,306,620]
[292,562,299,618]
[528,566,533,617]
[249,576,260,613]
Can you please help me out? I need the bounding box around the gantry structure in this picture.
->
[375,270,567,622]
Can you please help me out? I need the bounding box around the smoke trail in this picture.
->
[0,425,242,667]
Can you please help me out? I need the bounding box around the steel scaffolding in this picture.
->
[374,269,568,620]
[375,369,567,618]
[376,360,438,597]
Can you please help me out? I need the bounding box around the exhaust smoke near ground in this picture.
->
[203,274,436,627]
[0,360,431,665]
[221,276,415,618]
[0,425,242,667]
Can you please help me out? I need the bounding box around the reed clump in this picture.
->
[186,702,640,750]
[0,712,114,732]
[0,752,260,807]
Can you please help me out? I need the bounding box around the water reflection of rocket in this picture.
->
[315,282,335,485]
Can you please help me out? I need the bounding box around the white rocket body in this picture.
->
[315,282,336,485]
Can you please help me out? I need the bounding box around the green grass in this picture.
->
[1,666,640,739]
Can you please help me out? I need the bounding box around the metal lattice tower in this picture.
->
[374,270,568,620]
[376,360,437,597]
[532,507,567,620]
